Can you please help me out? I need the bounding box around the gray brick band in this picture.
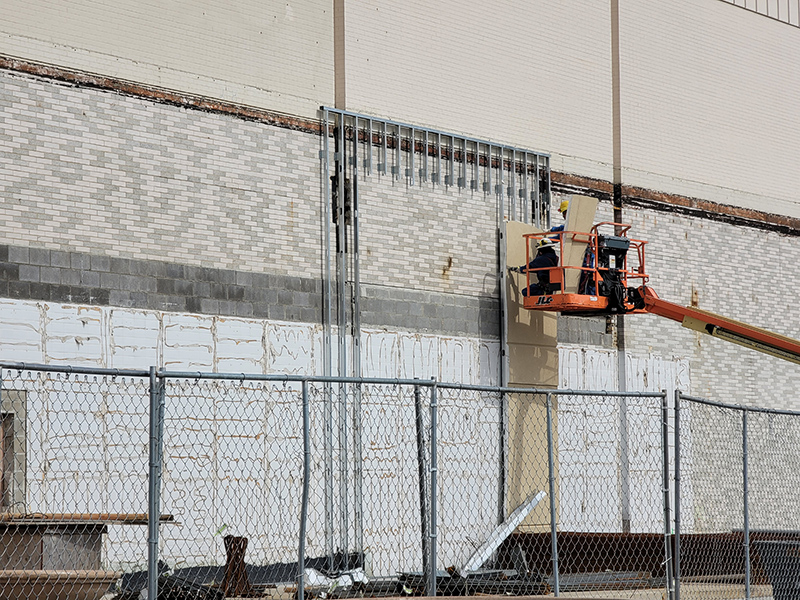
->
[0,244,500,338]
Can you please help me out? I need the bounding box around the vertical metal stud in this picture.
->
[423,130,429,182]
[381,121,387,175]
[336,116,349,569]
[321,109,335,570]
[436,133,441,185]
[448,136,454,187]
[487,144,492,194]
[523,152,529,223]
[367,119,372,175]
[510,149,516,221]
[410,128,415,185]
[534,157,541,228]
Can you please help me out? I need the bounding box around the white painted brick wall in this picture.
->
[342,0,614,182]
[618,0,800,217]
[0,0,334,118]
[0,297,501,572]
[0,70,324,277]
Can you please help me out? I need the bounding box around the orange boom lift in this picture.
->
[518,222,800,365]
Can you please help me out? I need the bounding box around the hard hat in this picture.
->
[537,238,557,249]
[559,200,569,213]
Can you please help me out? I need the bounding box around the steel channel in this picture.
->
[320,107,551,162]
[336,117,349,568]
[546,393,560,596]
[414,384,431,586]
[661,391,674,600]
[461,138,466,188]
[534,158,541,228]
[545,157,552,229]
[424,130,428,182]
[523,152,529,223]
[498,158,508,525]
[352,115,364,559]
[382,121,387,175]
[510,149,516,220]
[743,409,751,600]
[487,144,492,193]
[147,367,161,600]
[449,136,454,186]
[410,127,415,185]
[428,380,439,597]
[674,390,682,600]
[436,133,441,184]
[298,380,311,600]
[367,119,372,175]
[322,109,335,566]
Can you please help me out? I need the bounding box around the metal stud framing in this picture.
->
[320,105,551,569]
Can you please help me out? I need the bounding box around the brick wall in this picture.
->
[0,0,334,118]
[618,0,800,217]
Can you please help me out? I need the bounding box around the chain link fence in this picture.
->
[2,362,800,600]
[676,393,800,600]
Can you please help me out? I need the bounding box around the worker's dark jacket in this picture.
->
[521,247,559,289]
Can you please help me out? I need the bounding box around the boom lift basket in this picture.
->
[520,222,649,315]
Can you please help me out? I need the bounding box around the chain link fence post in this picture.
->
[674,390,682,600]
[298,379,311,600]
[147,366,165,600]
[428,379,438,597]
[414,381,431,588]
[546,392,560,596]
[662,390,674,600]
[742,409,751,600]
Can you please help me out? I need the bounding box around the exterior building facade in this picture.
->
[0,0,798,576]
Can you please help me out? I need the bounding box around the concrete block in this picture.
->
[29,248,50,266]
[18,265,39,282]
[8,246,27,264]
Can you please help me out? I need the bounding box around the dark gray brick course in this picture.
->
[8,281,29,299]
[91,255,111,272]
[40,267,61,285]
[0,243,499,337]
[19,265,39,282]
[111,257,134,275]
[0,263,19,281]
[8,247,28,264]
[29,248,50,266]
[81,270,101,287]
[70,252,91,271]
[51,251,71,268]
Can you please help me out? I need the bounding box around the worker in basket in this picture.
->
[510,238,561,297]
[549,199,569,233]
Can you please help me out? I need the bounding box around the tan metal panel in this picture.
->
[561,195,599,293]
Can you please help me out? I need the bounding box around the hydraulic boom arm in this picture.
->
[640,287,800,365]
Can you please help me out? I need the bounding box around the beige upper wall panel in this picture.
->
[341,0,614,181]
[618,0,800,217]
[0,0,334,118]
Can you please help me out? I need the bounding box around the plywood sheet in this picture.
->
[505,221,558,386]
[561,195,599,293]
[504,220,560,526]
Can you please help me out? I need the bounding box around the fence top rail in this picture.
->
[678,391,800,417]
[0,361,150,378]
[0,362,669,397]
[157,370,666,397]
